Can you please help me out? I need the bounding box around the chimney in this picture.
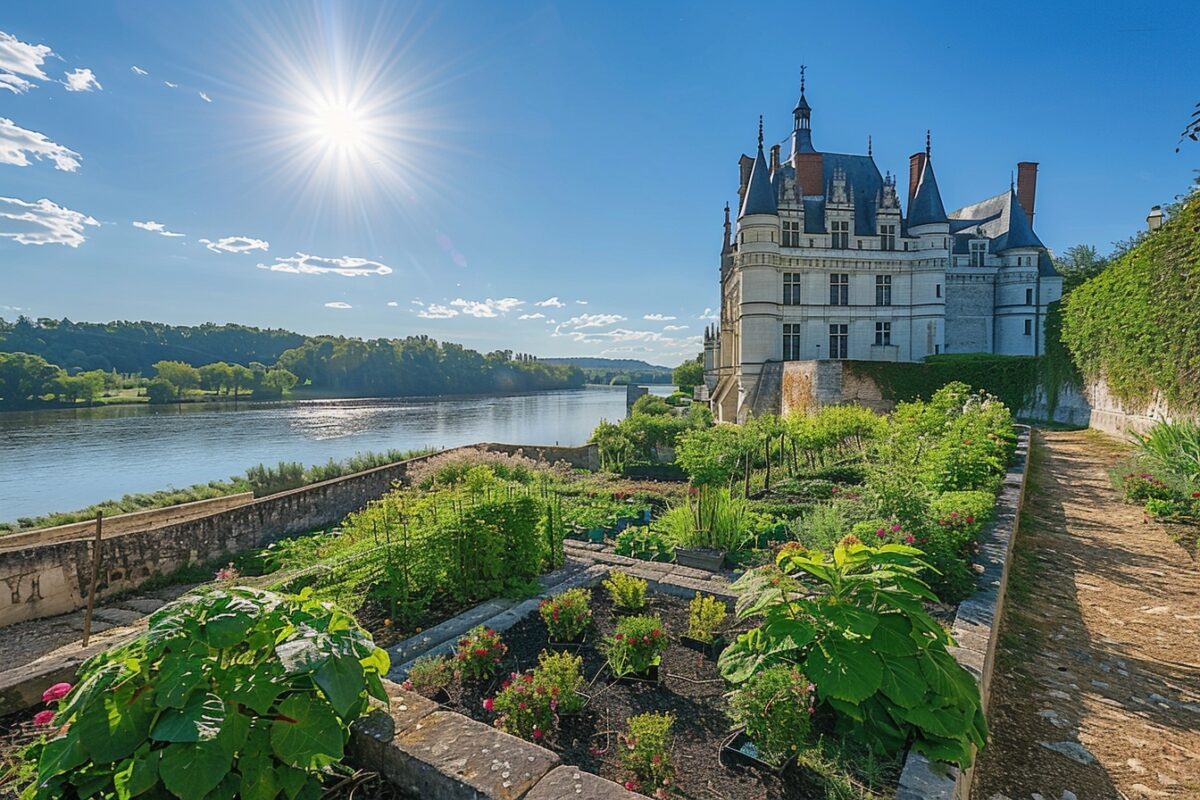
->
[908,152,928,203]
[1016,161,1038,227]
[1147,205,1164,230]
[769,143,780,174]
[737,154,754,206]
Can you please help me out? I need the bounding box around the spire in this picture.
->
[740,118,777,217]
[721,202,732,254]
[791,66,815,155]
[908,154,947,227]
[925,129,931,156]
[867,135,873,158]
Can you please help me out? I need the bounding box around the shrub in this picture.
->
[727,665,815,765]
[21,587,389,800]
[687,593,726,644]
[1132,419,1200,486]
[619,712,674,797]
[798,502,850,552]
[614,527,675,562]
[403,654,453,699]
[454,626,507,680]
[539,588,592,642]
[1120,471,1179,503]
[603,571,647,612]
[533,649,586,714]
[719,541,987,767]
[605,615,667,677]
[488,670,554,742]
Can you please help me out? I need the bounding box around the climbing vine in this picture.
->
[847,354,1042,415]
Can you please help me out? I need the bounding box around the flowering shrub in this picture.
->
[1120,471,1178,503]
[539,588,592,642]
[727,665,815,765]
[407,446,557,489]
[213,562,239,582]
[455,626,507,680]
[686,593,726,644]
[619,712,674,798]
[605,615,667,677]
[21,587,389,800]
[402,654,453,698]
[533,649,586,714]
[489,669,555,741]
[603,570,647,612]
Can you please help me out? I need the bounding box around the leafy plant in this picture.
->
[605,615,667,677]
[719,541,987,767]
[539,589,592,642]
[402,654,452,699]
[602,571,647,612]
[618,712,674,798]
[487,670,554,742]
[533,649,586,714]
[727,665,815,765]
[1119,471,1178,503]
[686,593,726,644]
[454,626,507,681]
[614,527,674,562]
[21,587,389,800]
[1132,419,1200,486]
[797,502,850,552]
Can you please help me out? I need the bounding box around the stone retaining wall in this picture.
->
[896,425,1032,799]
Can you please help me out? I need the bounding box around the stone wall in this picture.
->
[1080,377,1193,437]
[781,360,893,417]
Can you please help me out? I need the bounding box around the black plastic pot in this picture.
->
[674,547,726,572]
[587,527,606,544]
[546,632,587,650]
[680,634,726,659]
[611,657,661,686]
[720,730,793,773]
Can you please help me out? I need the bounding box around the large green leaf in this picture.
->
[803,635,883,703]
[113,749,159,800]
[203,596,259,649]
[35,735,87,784]
[275,633,331,675]
[895,702,970,739]
[760,617,815,656]
[237,755,280,800]
[159,740,232,800]
[819,603,879,637]
[152,693,226,743]
[869,614,919,656]
[156,645,209,709]
[920,650,978,704]
[878,655,926,709]
[717,629,770,684]
[269,693,344,769]
[224,663,285,716]
[314,656,365,720]
[912,733,974,767]
[77,683,156,764]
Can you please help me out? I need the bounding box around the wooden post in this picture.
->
[81,511,103,648]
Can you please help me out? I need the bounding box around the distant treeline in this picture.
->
[0,317,586,409]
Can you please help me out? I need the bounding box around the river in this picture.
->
[0,385,674,522]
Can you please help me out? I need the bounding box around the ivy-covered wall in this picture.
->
[1062,191,1200,413]
[846,354,1044,416]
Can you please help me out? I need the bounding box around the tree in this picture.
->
[146,378,176,405]
[0,352,64,409]
[152,360,200,401]
[199,362,235,394]
[672,354,704,395]
[1053,244,1108,292]
[229,364,254,399]
[253,367,299,399]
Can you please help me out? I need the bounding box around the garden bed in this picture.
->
[434,587,898,799]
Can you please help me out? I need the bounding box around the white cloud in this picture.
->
[575,300,588,305]
[200,236,270,254]
[257,252,393,277]
[663,324,689,331]
[535,296,565,308]
[0,118,81,171]
[164,81,177,89]
[386,301,399,307]
[411,299,424,306]
[698,308,719,321]
[417,304,458,319]
[0,196,98,247]
[449,297,524,318]
[602,346,654,355]
[518,312,545,320]
[198,91,211,103]
[0,31,52,94]
[556,313,626,331]
[555,327,670,345]
[643,313,676,321]
[324,301,352,309]
[63,68,101,92]
[133,220,185,238]
[131,65,148,76]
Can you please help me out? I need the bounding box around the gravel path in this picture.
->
[972,430,1200,799]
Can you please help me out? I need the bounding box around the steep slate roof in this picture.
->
[907,159,948,227]
[948,189,1044,252]
[740,143,777,217]
[1037,250,1059,277]
[776,146,885,236]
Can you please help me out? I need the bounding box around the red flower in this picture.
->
[41,683,72,703]
[483,697,495,712]
[522,673,534,684]
[532,728,543,739]
[875,528,886,538]
[475,648,489,657]
[890,523,902,532]
[966,515,975,524]
[401,680,412,691]
[32,710,54,726]
[904,534,915,544]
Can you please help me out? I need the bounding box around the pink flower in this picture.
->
[966,515,975,524]
[950,512,959,519]
[42,683,72,703]
[32,710,55,726]
[483,697,495,712]
[532,728,543,739]
[401,680,412,691]
[624,781,639,792]
[904,534,915,544]
[875,528,886,538]
[588,745,603,757]
[890,523,902,532]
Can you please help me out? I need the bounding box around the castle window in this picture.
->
[1024,319,1033,336]
[829,324,849,359]
[970,240,987,267]
[936,283,942,298]
[875,275,892,306]
[880,224,897,251]
[1025,288,1034,305]
[782,219,802,248]
[783,324,802,360]
[874,322,892,346]
[829,273,849,306]
[809,238,814,248]
[831,220,850,249]
[783,273,801,305]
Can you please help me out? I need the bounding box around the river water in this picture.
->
[0,385,673,522]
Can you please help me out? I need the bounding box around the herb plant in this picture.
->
[686,593,726,644]
[533,649,586,714]
[614,527,674,562]
[602,571,647,612]
[402,654,452,699]
[727,665,815,765]
[539,589,592,642]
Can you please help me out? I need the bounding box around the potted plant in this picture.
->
[540,588,592,647]
[533,649,588,714]
[604,614,667,683]
[669,486,750,572]
[602,571,647,612]
[619,712,674,798]
[680,592,727,658]
[453,626,507,681]
[723,664,814,771]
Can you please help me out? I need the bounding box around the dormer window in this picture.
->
[782,219,801,248]
[969,240,987,267]
[880,224,896,251]
[830,220,849,249]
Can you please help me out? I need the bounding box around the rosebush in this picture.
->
[22,587,389,800]
[454,626,507,680]
[539,589,592,642]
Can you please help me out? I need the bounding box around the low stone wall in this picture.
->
[896,425,1032,799]
[0,492,256,552]
[477,442,599,471]
[1081,376,1195,438]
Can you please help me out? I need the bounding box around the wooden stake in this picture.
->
[81,511,103,648]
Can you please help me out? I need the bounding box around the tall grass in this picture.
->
[1132,419,1200,486]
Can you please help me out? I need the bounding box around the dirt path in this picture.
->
[972,430,1200,799]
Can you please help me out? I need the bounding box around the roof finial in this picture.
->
[1010,170,1015,192]
[925,129,931,157]
[800,64,806,96]
[867,135,873,157]
[758,115,764,149]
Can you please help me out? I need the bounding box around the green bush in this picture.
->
[604,615,667,677]
[619,713,674,794]
[539,588,592,642]
[614,527,674,563]
[1131,419,1200,487]
[22,587,389,800]
[602,571,647,612]
[686,593,727,644]
[727,665,815,765]
[719,542,987,767]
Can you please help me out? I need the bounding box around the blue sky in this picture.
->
[1,1,1196,367]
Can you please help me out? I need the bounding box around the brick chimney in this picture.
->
[793,152,824,197]
[770,143,780,174]
[908,152,928,203]
[1016,161,1038,227]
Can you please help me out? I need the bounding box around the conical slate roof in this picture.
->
[740,143,777,217]
[908,158,947,226]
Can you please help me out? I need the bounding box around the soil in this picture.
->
[971,430,1200,799]
[437,587,895,800]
